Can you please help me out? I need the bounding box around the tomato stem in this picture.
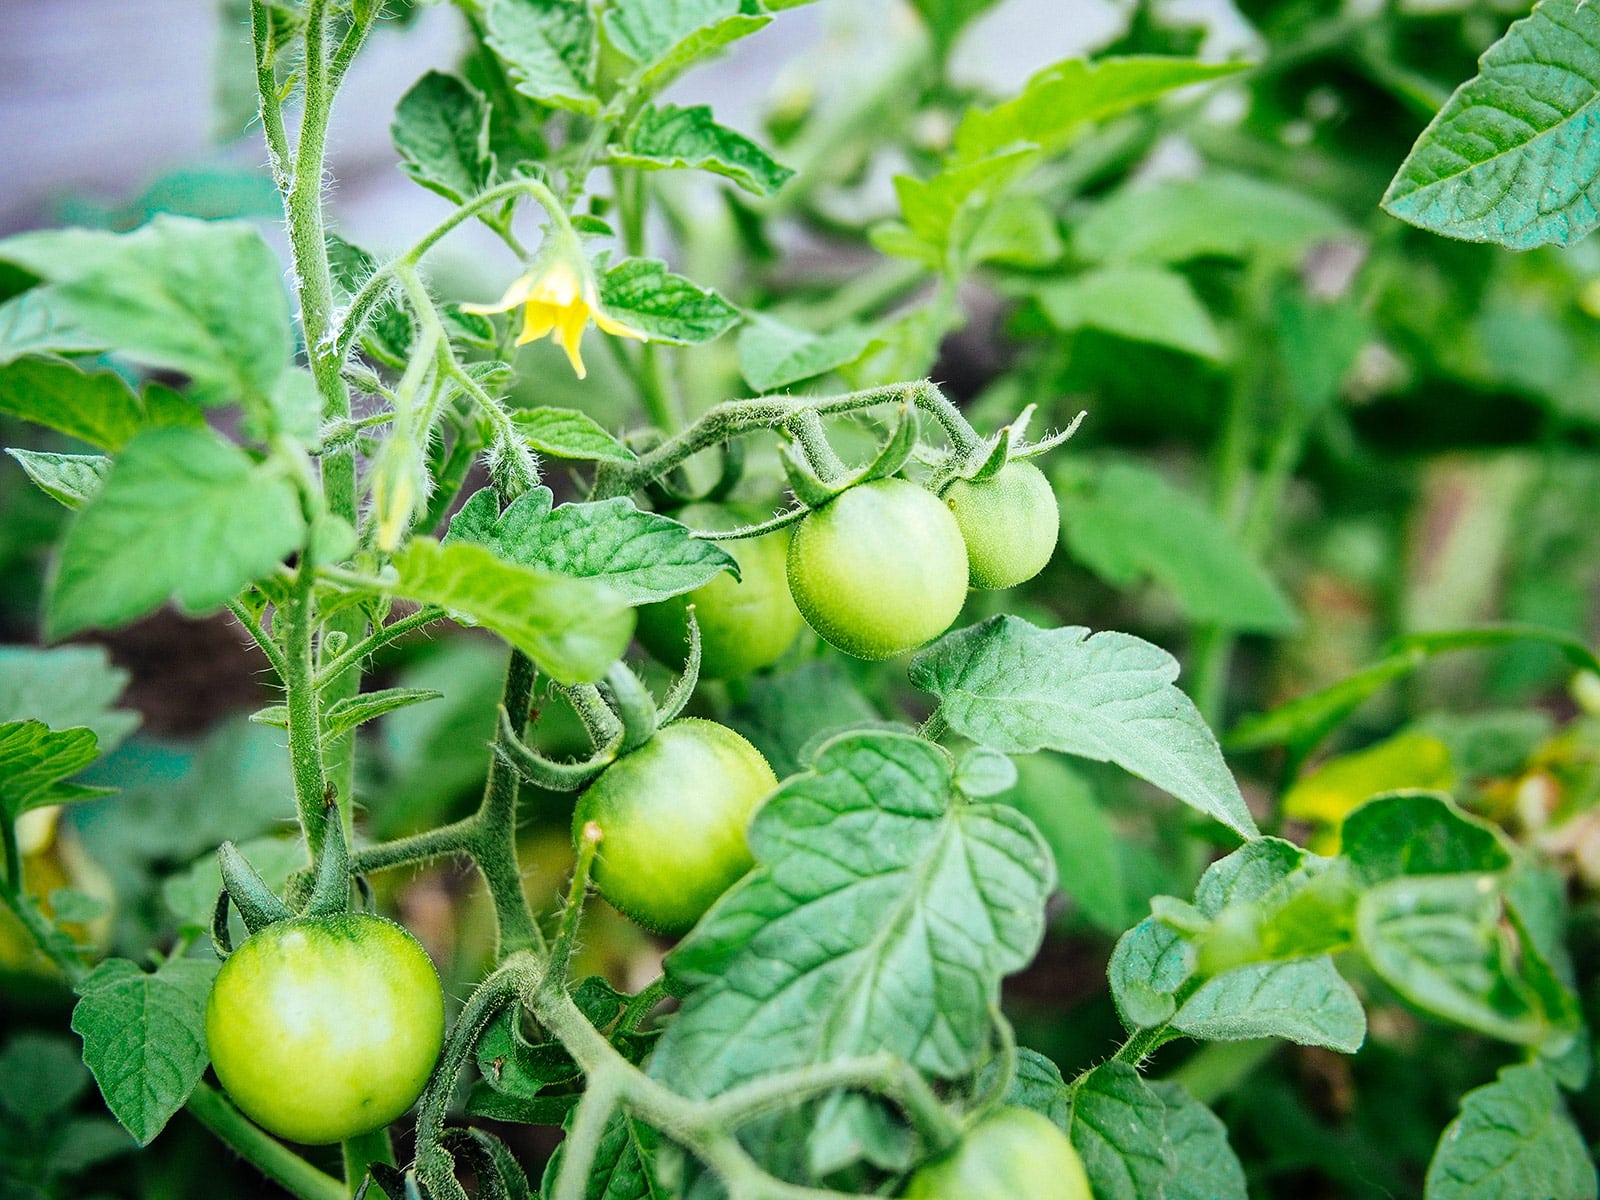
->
[187,1082,346,1200]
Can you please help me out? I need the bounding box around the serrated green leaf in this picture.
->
[597,258,741,346]
[512,406,636,463]
[910,616,1258,839]
[1067,1062,1171,1200]
[953,56,1248,164]
[0,644,138,752]
[735,313,874,391]
[0,721,106,821]
[47,426,305,640]
[1356,873,1557,1045]
[485,0,598,114]
[322,687,444,740]
[0,217,294,431]
[1151,1081,1247,1200]
[603,0,769,88]
[1425,1064,1597,1199]
[1023,266,1225,359]
[447,486,736,605]
[393,71,495,205]
[1383,0,1600,249]
[1075,173,1349,265]
[0,357,202,452]
[0,290,106,365]
[541,1108,666,1200]
[650,730,1054,1179]
[1341,792,1512,886]
[613,104,794,196]
[386,537,633,685]
[71,957,218,1146]
[1055,460,1298,634]
[1173,959,1366,1052]
[892,147,1038,268]
[8,449,112,509]
[1109,916,1195,1029]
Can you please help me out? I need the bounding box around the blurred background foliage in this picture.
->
[2,0,1598,1196]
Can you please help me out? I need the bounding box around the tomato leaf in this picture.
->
[650,729,1054,1181]
[612,104,793,197]
[512,407,636,463]
[1424,1064,1598,1200]
[71,957,218,1146]
[0,289,106,365]
[735,313,874,392]
[46,426,306,640]
[540,1108,666,1200]
[0,721,112,821]
[1150,1081,1247,1200]
[1383,0,1600,249]
[1340,793,1512,886]
[1173,959,1365,1052]
[484,0,598,114]
[385,537,634,685]
[603,0,770,90]
[0,358,201,453]
[911,616,1259,839]
[1067,1063,1172,1200]
[447,486,736,605]
[1019,266,1225,360]
[8,449,111,510]
[0,645,138,754]
[597,259,741,346]
[392,71,496,206]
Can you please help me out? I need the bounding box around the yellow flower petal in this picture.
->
[554,300,592,378]
[592,309,648,342]
[516,301,560,346]
[462,271,540,315]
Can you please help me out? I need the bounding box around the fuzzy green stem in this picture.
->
[548,822,601,985]
[188,1083,346,1200]
[476,651,544,956]
[340,1127,395,1197]
[283,530,331,860]
[314,607,446,691]
[226,599,289,681]
[347,816,479,876]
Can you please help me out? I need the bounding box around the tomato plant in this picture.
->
[786,478,970,660]
[1,2,1599,1199]
[902,1106,1091,1200]
[205,914,445,1145]
[571,718,777,935]
[635,503,805,679]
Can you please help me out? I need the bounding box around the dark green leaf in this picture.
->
[0,357,201,452]
[910,616,1259,838]
[393,71,495,205]
[0,721,110,821]
[735,314,874,391]
[603,0,770,88]
[1151,1080,1247,1200]
[1068,1062,1171,1200]
[485,0,598,114]
[1424,1064,1597,1199]
[47,426,306,639]
[613,105,793,196]
[1173,959,1365,1052]
[71,957,218,1146]
[541,1108,665,1199]
[598,258,741,346]
[1341,793,1512,886]
[1383,0,1600,249]
[513,407,636,462]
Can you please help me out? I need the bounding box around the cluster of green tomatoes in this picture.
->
[204,461,1089,1196]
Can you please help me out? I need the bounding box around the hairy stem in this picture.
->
[188,1084,348,1200]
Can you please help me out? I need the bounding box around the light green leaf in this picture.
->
[0,217,293,427]
[0,290,106,366]
[965,193,1064,267]
[650,730,1054,1177]
[485,0,598,114]
[1150,1081,1247,1200]
[512,407,635,463]
[1173,959,1366,1052]
[598,258,741,346]
[735,313,874,392]
[0,357,201,452]
[387,538,633,685]
[1003,754,1128,932]
[1075,173,1349,265]
[71,957,218,1146]
[1067,1062,1171,1200]
[1356,873,1560,1045]
[953,56,1248,164]
[47,426,305,640]
[0,721,111,821]
[448,486,736,605]
[892,147,1038,268]
[614,104,793,197]
[323,688,444,741]
[1383,0,1600,248]
[910,616,1259,839]
[7,449,111,510]
[1023,266,1225,359]
[1424,1064,1597,1200]
[392,71,495,205]
[0,645,138,752]
[909,0,1003,56]
[603,0,770,88]
[1055,460,1298,634]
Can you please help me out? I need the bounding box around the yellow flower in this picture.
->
[465,243,646,380]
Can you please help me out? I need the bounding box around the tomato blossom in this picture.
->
[465,231,646,379]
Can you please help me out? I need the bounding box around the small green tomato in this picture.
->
[903,1106,1092,1200]
[942,460,1059,590]
[204,913,445,1145]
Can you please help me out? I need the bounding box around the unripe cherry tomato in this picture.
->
[942,460,1059,590]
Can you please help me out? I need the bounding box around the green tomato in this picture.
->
[904,1107,1092,1200]
[573,718,777,935]
[785,478,969,660]
[636,503,806,680]
[205,913,445,1145]
[942,460,1059,590]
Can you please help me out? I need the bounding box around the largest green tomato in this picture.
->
[205,913,445,1145]
[636,503,806,680]
[904,1106,1092,1200]
[786,477,969,660]
[573,718,777,935]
